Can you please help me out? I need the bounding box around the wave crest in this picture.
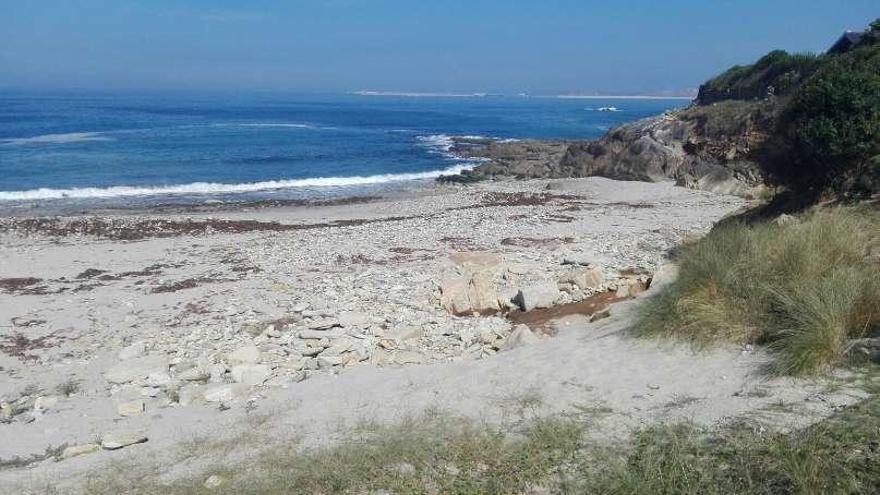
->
[1,132,114,146]
[0,164,476,201]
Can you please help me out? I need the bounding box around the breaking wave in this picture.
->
[1,132,114,146]
[237,123,314,129]
[0,164,477,201]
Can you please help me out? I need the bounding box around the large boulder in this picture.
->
[440,272,501,315]
[513,283,561,311]
[559,267,604,290]
[455,103,768,198]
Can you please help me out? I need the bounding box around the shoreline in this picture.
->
[0,178,748,476]
[3,176,868,490]
[0,179,446,218]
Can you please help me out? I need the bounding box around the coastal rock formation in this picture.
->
[453,102,770,198]
[560,105,769,197]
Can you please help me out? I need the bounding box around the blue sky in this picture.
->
[1,0,876,93]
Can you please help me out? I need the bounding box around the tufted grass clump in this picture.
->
[637,207,880,374]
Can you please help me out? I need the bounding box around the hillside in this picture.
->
[453,20,880,200]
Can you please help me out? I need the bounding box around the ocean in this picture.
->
[0,93,688,209]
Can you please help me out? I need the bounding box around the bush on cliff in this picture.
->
[773,34,880,195]
[637,207,880,375]
[696,50,821,105]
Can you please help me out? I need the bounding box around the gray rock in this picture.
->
[298,329,345,340]
[140,387,161,398]
[458,108,766,198]
[317,355,346,368]
[439,272,500,315]
[145,371,172,387]
[117,400,145,417]
[500,325,541,351]
[178,367,210,382]
[392,350,423,365]
[648,263,679,289]
[561,254,594,266]
[338,311,370,328]
[101,431,148,450]
[227,344,260,365]
[117,341,147,361]
[203,384,250,403]
[177,384,203,406]
[559,266,604,290]
[33,395,59,412]
[319,337,355,357]
[307,317,341,330]
[384,325,423,343]
[204,475,226,489]
[61,443,101,459]
[105,355,169,385]
[513,283,560,311]
[615,279,646,298]
[230,364,271,385]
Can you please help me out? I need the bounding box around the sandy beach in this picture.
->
[0,178,869,490]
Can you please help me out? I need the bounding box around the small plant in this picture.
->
[55,379,81,397]
[20,384,42,397]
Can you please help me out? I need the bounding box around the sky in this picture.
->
[1,0,877,94]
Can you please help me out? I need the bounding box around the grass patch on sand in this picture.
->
[79,377,880,495]
[637,207,880,375]
[84,412,583,495]
[581,389,880,494]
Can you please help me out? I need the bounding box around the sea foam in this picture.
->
[0,164,476,201]
[238,123,314,129]
[1,132,114,146]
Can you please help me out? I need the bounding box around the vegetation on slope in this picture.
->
[694,19,880,197]
[773,41,880,195]
[637,207,880,375]
[696,50,822,105]
[79,383,880,495]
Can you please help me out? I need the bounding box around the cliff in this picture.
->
[448,21,880,199]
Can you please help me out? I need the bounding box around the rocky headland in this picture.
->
[443,40,880,200]
[445,101,771,199]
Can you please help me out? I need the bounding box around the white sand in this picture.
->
[0,178,868,491]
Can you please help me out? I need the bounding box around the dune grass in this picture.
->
[581,389,880,494]
[637,207,880,375]
[83,412,584,495]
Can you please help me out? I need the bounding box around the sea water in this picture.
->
[0,92,687,208]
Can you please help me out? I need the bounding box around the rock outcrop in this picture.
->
[452,101,771,198]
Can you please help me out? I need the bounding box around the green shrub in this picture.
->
[697,50,822,104]
[774,43,880,194]
[637,208,880,374]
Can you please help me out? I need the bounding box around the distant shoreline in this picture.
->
[551,95,694,100]
[353,90,694,100]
